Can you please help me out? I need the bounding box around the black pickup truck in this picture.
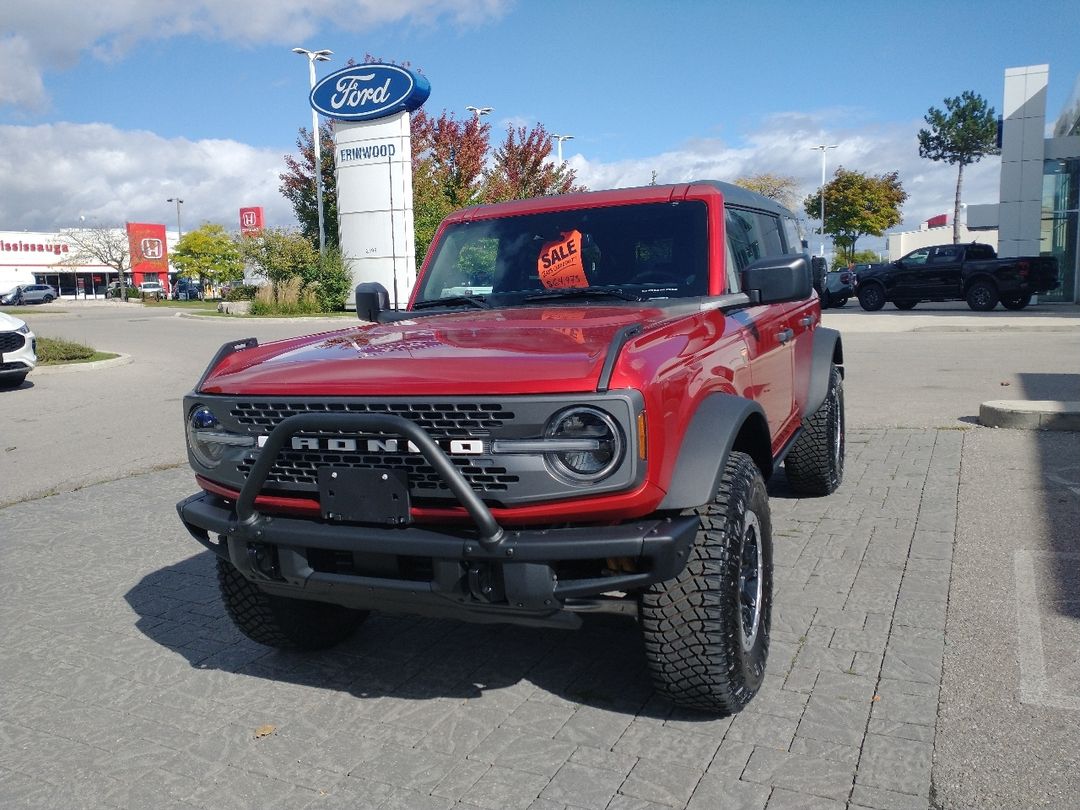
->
[855,243,1059,311]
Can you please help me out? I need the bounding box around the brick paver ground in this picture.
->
[0,427,959,809]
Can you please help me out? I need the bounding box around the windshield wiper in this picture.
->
[412,295,490,310]
[521,286,643,303]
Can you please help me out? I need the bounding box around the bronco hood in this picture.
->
[199,306,668,396]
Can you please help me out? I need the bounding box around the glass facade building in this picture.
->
[1041,158,1078,303]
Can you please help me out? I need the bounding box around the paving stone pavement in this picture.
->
[0,428,960,810]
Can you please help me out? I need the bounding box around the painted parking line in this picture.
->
[1014,550,1080,711]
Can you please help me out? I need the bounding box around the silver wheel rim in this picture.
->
[739,510,764,652]
[831,386,842,470]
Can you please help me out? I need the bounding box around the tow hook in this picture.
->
[468,563,504,603]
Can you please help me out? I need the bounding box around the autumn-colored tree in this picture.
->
[804,168,907,264]
[279,121,338,250]
[171,223,245,288]
[917,91,999,244]
[734,173,800,210]
[483,123,585,204]
[411,107,492,265]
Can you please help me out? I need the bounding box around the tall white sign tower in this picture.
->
[310,64,431,309]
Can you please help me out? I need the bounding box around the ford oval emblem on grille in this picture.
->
[309,64,431,122]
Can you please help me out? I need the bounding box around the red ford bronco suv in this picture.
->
[177,181,845,713]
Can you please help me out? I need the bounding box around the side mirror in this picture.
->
[741,256,813,304]
[355,282,389,322]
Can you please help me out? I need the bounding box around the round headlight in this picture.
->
[544,406,624,482]
[186,405,227,469]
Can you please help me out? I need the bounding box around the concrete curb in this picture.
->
[34,353,134,375]
[979,400,1080,431]
[175,311,356,324]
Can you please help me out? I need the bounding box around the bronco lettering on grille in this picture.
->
[255,435,485,456]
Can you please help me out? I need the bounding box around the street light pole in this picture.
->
[553,134,574,164]
[809,144,838,257]
[293,47,333,255]
[166,197,184,240]
[466,105,493,121]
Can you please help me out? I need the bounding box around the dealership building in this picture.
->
[964,65,1080,303]
[0,227,179,299]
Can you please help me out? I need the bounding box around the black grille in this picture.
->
[0,332,25,353]
[230,401,513,436]
[231,400,520,495]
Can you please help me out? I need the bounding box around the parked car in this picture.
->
[855,243,1059,311]
[0,284,57,305]
[0,311,36,387]
[106,282,137,299]
[173,279,204,300]
[138,281,166,298]
[821,269,855,308]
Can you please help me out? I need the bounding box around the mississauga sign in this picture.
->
[310,64,431,122]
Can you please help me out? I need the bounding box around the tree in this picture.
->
[804,168,907,264]
[917,91,999,244]
[280,121,338,250]
[411,107,492,265]
[171,224,244,288]
[60,227,132,300]
[483,123,585,204]
[239,228,319,289]
[734,173,800,209]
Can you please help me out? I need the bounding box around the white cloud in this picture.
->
[568,113,1002,239]
[0,123,295,232]
[1,0,510,111]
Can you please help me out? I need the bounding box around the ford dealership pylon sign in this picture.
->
[310,64,431,122]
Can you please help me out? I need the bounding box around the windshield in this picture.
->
[413,200,709,308]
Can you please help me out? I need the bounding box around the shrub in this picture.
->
[225,284,259,301]
[37,337,96,363]
[250,277,320,316]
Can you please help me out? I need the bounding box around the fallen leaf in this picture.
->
[1000,381,1011,386]
[872,695,881,702]
[254,724,276,738]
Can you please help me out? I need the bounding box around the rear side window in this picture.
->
[967,244,996,260]
[781,217,804,254]
[753,212,785,257]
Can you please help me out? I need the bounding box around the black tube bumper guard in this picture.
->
[177,412,699,627]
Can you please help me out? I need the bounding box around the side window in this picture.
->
[753,212,785,257]
[725,208,761,271]
[904,248,930,265]
[930,246,961,263]
[781,216,804,254]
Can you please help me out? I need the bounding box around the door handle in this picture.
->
[776,328,794,344]
[799,315,814,327]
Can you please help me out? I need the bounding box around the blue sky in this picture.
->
[2,0,1079,255]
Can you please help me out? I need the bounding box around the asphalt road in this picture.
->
[1,298,1079,809]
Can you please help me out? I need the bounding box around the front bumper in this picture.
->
[178,412,697,628]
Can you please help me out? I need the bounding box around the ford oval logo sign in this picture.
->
[310,64,431,122]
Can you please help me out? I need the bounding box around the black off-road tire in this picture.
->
[639,451,772,714]
[0,372,28,388]
[1001,293,1032,311]
[894,300,918,310]
[857,283,886,311]
[784,365,844,496]
[216,557,368,650]
[966,280,999,311]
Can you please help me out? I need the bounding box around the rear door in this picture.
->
[923,245,964,296]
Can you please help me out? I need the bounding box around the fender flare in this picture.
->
[804,327,843,418]
[657,394,772,511]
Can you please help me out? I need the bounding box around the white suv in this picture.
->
[0,311,36,387]
[138,281,166,297]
